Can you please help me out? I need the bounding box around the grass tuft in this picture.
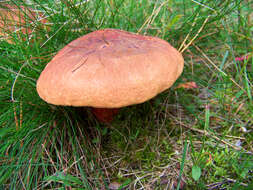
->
[0,0,252,189]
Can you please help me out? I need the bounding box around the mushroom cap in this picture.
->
[36,29,184,108]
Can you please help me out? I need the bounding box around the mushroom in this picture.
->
[36,29,184,122]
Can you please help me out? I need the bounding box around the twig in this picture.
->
[225,135,245,140]
[225,177,248,187]
[133,172,153,189]
[206,177,248,189]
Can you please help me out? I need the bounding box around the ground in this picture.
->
[0,0,252,189]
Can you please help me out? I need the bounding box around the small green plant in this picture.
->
[192,165,201,181]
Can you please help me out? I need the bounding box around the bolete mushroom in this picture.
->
[36,29,184,122]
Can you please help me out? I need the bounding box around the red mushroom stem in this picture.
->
[91,108,119,123]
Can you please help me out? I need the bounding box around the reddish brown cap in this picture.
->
[36,29,184,108]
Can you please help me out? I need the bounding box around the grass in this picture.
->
[0,0,252,189]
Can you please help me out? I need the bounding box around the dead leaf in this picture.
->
[175,81,198,89]
[109,182,122,190]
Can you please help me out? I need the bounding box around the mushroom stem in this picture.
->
[91,107,119,123]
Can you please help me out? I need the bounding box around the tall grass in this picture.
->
[0,0,252,189]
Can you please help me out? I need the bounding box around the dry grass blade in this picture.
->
[171,116,242,151]
[10,62,28,102]
[193,44,246,93]
[179,15,210,53]
[137,1,169,34]
[178,13,199,52]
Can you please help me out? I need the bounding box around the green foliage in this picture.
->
[0,0,252,189]
[44,172,84,187]
[192,165,201,181]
